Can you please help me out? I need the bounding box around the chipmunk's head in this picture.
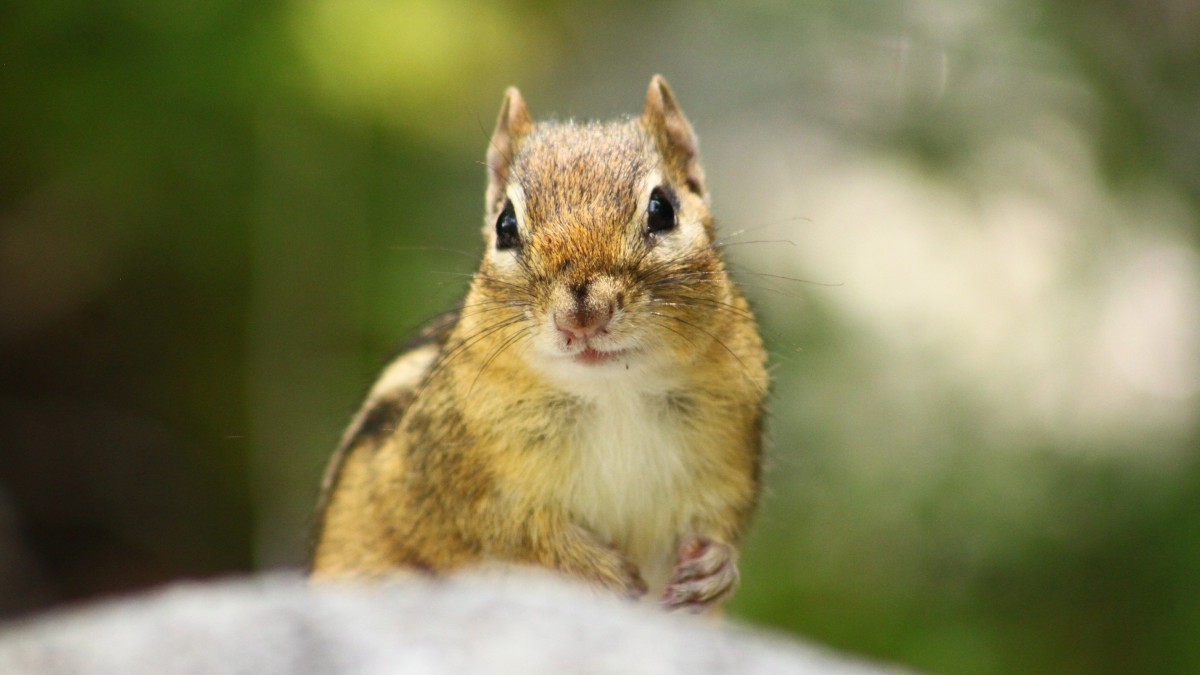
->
[473,76,737,389]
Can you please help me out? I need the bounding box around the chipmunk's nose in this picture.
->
[554,281,614,344]
[554,303,612,343]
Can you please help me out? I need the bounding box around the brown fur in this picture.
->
[310,76,768,609]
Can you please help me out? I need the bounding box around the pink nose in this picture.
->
[555,307,612,343]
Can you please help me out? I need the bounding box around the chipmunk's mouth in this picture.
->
[573,346,626,365]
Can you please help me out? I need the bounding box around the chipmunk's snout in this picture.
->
[550,276,624,346]
[554,305,611,344]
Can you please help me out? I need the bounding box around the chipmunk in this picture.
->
[309,75,768,612]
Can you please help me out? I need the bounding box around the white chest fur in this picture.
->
[558,382,694,594]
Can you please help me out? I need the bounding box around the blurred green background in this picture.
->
[2,1,1198,673]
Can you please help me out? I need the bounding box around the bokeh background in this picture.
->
[2,1,1198,673]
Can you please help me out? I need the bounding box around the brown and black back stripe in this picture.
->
[305,311,458,568]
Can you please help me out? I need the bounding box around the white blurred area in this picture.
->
[731,137,1199,461]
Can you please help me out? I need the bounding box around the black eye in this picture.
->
[495,200,520,250]
[646,187,676,235]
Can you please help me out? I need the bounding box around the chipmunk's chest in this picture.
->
[558,386,700,592]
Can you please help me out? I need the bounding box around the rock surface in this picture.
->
[0,572,901,674]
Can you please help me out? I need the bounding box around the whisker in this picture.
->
[416,313,527,398]
[644,273,804,300]
[441,314,526,365]
[646,311,761,392]
[715,215,814,242]
[467,329,532,398]
[454,297,526,311]
[711,238,798,250]
[432,271,538,297]
[455,303,530,322]
[645,315,699,349]
[726,265,844,288]
[646,295,756,321]
[388,245,480,261]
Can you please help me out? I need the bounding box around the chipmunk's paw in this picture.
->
[661,537,738,613]
[598,552,649,601]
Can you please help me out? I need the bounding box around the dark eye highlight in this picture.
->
[646,187,676,235]
[495,200,520,250]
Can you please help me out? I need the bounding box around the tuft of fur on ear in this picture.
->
[641,75,706,197]
[486,87,533,214]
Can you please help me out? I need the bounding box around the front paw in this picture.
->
[661,537,738,612]
[595,550,650,600]
[560,525,648,600]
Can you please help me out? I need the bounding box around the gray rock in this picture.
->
[0,571,901,674]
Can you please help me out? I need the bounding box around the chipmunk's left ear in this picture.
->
[487,86,533,213]
[642,75,706,197]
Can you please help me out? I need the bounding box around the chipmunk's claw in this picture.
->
[661,537,737,613]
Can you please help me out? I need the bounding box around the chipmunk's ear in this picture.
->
[642,74,706,197]
[486,86,532,212]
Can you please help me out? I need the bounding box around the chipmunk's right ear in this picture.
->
[486,87,532,212]
[642,74,706,198]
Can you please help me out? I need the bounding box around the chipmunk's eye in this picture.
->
[646,187,676,235]
[495,200,520,250]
